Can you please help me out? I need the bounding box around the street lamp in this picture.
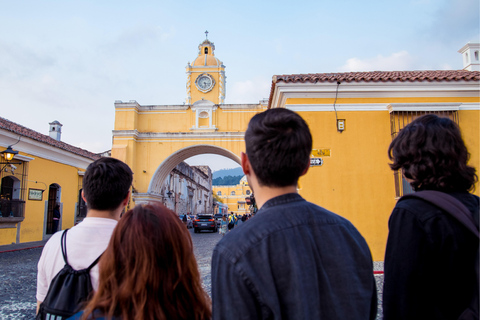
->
[0,146,21,172]
[1,146,18,162]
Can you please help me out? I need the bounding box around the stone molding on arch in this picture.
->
[136,145,241,204]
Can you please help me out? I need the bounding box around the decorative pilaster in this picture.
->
[218,70,225,104]
[186,71,192,104]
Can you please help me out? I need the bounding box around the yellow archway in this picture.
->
[148,144,241,194]
[112,100,265,205]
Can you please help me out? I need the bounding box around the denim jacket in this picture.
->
[211,193,377,320]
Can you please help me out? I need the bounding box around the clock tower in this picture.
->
[186,32,226,105]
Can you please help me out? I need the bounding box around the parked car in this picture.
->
[214,213,224,227]
[193,214,217,233]
[179,214,193,228]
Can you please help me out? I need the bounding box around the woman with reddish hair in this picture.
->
[69,203,211,320]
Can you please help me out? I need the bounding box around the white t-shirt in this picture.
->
[36,217,118,302]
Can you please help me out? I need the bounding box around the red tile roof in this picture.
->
[269,70,480,107]
[272,70,480,84]
[0,117,101,161]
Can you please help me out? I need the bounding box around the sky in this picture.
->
[1,0,479,171]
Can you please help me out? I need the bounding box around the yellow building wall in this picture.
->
[0,153,85,245]
[459,110,480,177]
[114,108,138,131]
[114,107,257,134]
[213,184,252,215]
[21,156,83,242]
[0,228,16,246]
[296,110,394,261]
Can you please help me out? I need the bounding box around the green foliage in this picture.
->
[213,193,223,203]
[212,175,243,186]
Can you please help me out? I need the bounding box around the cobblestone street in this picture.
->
[0,228,383,319]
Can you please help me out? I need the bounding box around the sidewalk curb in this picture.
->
[0,245,45,254]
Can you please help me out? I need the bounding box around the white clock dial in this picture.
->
[199,76,211,89]
[195,74,215,93]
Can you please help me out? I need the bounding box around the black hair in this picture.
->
[82,157,133,211]
[245,108,312,187]
[388,114,477,192]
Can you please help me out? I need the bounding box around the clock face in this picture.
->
[198,76,211,89]
[195,74,215,93]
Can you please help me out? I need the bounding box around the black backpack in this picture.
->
[401,190,479,320]
[36,229,103,320]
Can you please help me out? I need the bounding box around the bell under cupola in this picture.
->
[186,31,226,105]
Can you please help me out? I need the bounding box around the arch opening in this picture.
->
[137,145,241,207]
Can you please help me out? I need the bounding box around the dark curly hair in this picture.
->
[388,114,477,192]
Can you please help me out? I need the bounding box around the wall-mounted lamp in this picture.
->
[166,190,173,198]
[1,146,18,162]
[337,119,346,132]
[198,200,202,204]
[0,146,21,172]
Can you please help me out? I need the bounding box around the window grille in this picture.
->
[389,109,459,198]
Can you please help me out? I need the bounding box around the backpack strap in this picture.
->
[61,228,71,266]
[60,228,103,270]
[401,190,479,238]
[87,252,103,271]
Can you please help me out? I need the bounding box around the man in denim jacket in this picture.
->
[211,108,377,320]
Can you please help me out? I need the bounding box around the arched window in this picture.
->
[204,47,208,54]
[231,191,235,195]
[217,191,222,196]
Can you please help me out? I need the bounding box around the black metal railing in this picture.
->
[0,199,25,218]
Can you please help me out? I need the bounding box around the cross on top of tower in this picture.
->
[205,30,208,39]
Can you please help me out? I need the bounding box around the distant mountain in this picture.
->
[212,167,243,179]
[212,175,243,186]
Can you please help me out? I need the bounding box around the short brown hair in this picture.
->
[82,157,133,211]
[245,108,312,187]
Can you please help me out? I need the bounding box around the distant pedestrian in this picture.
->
[52,205,61,232]
[227,212,236,231]
[383,114,479,320]
[182,214,187,227]
[219,215,228,236]
[211,108,377,320]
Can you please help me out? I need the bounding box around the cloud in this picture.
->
[428,0,479,43]
[0,41,56,79]
[227,78,271,104]
[339,51,417,72]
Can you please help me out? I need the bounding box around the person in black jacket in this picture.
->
[52,205,61,232]
[383,114,479,320]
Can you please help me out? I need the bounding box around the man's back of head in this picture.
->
[83,157,133,211]
[245,108,312,187]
